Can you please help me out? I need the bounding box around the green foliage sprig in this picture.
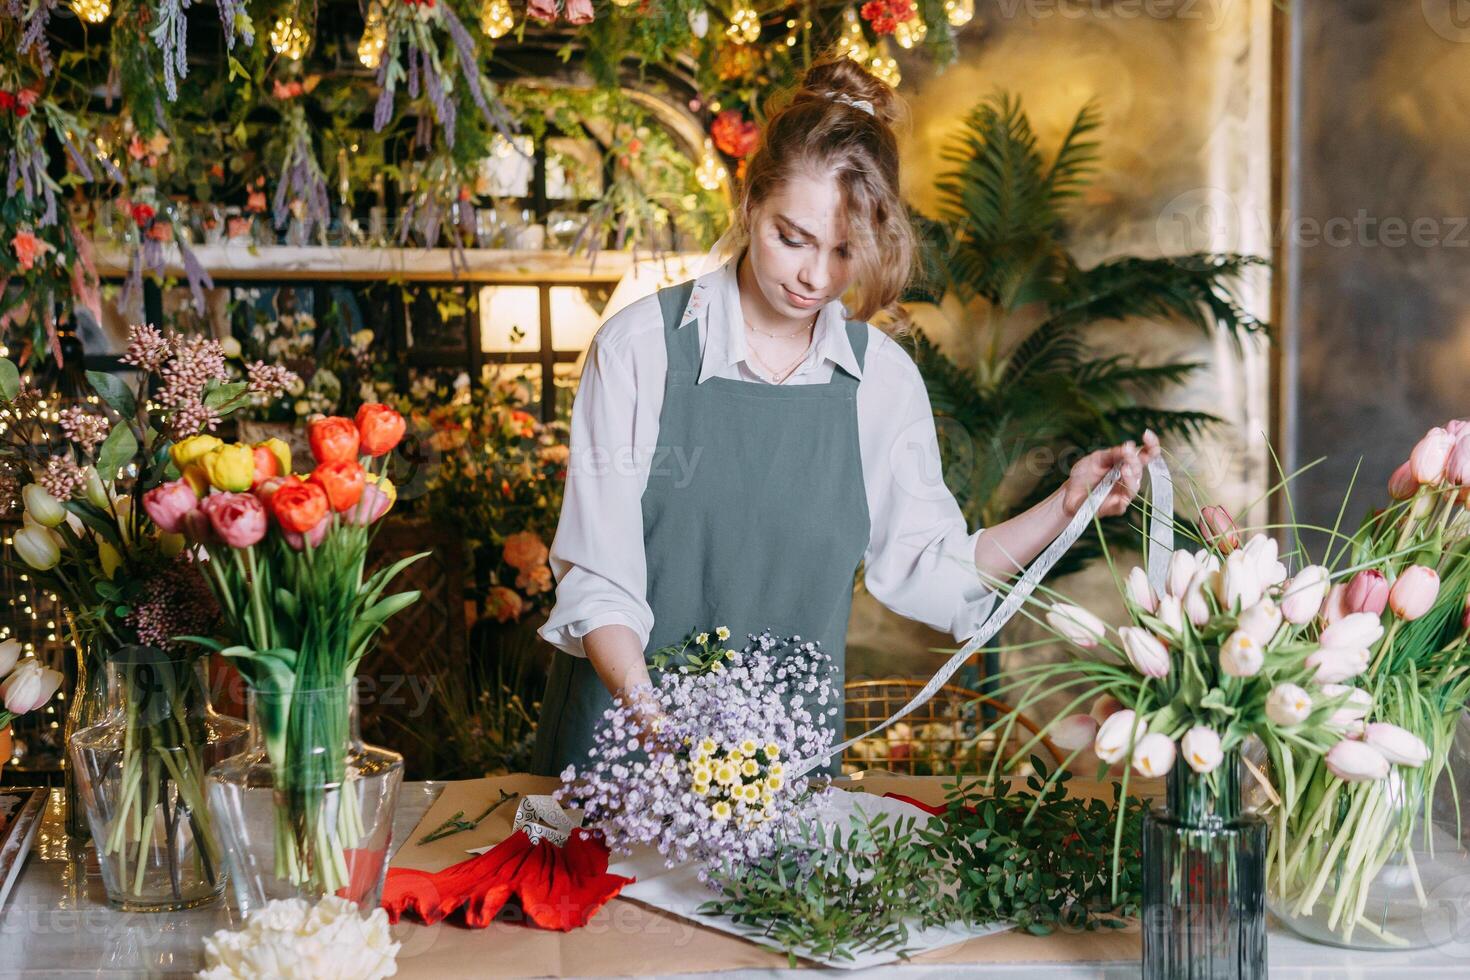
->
[701,761,1145,965]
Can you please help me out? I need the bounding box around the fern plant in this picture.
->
[903,91,1269,578]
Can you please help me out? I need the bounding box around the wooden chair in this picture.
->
[842,679,1061,777]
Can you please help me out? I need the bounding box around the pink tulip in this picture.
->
[1344,569,1389,617]
[1462,592,1470,632]
[1156,594,1185,634]
[1165,550,1199,599]
[1200,505,1240,555]
[1326,739,1390,782]
[1052,714,1100,752]
[526,0,557,22]
[1320,684,1371,728]
[1447,436,1470,486]
[143,479,200,534]
[1320,612,1385,650]
[344,483,392,526]
[1281,566,1330,624]
[1238,598,1283,645]
[1120,627,1170,678]
[180,509,216,545]
[1,660,63,715]
[1126,566,1158,613]
[283,515,331,551]
[1389,565,1439,620]
[1411,427,1455,485]
[1363,723,1430,767]
[199,493,268,548]
[1448,419,1470,438]
[563,0,594,23]
[1387,461,1418,501]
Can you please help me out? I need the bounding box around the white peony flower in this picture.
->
[199,896,400,980]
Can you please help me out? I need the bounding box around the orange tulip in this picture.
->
[309,461,366,513]
[251,445,282,488]
[308,416,360,465]
[270,479,330,534]
[356,403,406,457]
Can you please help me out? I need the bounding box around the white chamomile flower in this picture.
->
[716,626,731,641]
[696,632,709,645]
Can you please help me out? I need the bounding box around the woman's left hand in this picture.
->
[1060,430,1162,518]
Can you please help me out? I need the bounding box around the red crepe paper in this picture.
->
[382,828,634,931]
[882,792,946,816]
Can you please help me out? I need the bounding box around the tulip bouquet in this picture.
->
[989,505,1423,897]
[1259,420,1470,945]
[169,404,426,898]
[0,324,297,879]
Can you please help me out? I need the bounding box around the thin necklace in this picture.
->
[746,327,814,384]
[746,314,816,340]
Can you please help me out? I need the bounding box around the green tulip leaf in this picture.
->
[202,380,249,411]
[95,424,138,481]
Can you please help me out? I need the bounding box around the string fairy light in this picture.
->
[944,0,974,27]
[270,16,311,61]
[868,38,900,87]
[480,0,514,37]
[726,0,761,44]
[834,7,869,65]
[695,138,728,191]
[70,0,110,24]
[358,2,387,68]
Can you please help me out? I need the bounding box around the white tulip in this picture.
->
[22,484,67,526]
[1217,549,1265,611]
[1320,612,1385,652]
[1,660,63,715]
[11,525,60,570]
[1166,550,1199,599]
[1052,714,1100,752]
[1094,709,1147,764]
[1237,599,1283,646]
[1242,535,1288,588]
[82,466,109,509]
[0,640,20,677]
[1280,565,1330,624]
[1219,629,1264,677]
[1363,723,1430,768]
[1266,684,1312,727]
[1120,627,1170,678]
[1181,727,1224,774]
[1320,684,1371,728]
[1131,733,1177,778]
[1126,567,1158,613]
[1156,594,1185,634]
[1184,568,1215,626]
[1306,646,1371,684]
[1045,603,1108,649]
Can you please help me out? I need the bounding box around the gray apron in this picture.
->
[531,277,871,777]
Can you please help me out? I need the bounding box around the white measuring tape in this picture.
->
[791,455,1175,778]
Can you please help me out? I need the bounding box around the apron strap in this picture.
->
[656,279,700,384]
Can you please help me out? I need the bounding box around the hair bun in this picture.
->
[797,58,904,129]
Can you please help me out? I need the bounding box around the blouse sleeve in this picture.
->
[536,329,656,658]
[859,350,998,643]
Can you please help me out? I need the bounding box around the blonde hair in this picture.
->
[731,58,916,326]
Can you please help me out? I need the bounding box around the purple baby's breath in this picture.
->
[559,629,838,881]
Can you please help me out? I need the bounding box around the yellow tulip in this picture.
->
[98,540,123,579]
[159,532,186,558]
[257,438,292,478]
[181,465,210,497]
[201,444,255,492]
[170,434,223,470]
[365,472,397,507]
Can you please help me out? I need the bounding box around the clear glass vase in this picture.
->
[67,651,249,911]
[1267,711,1470,949]
[207,682,403,914]
[62,615,120,842]
[1142,750,1267,979]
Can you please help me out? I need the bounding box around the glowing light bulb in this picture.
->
[70,0,109,24]
[835,7,869,65]
[944,0,973,27]
[358,3,387,68]
[868,39,900,87]
[893,16,926,49]
[480,0,513,37]
[726,1,760,44]
[270,16,310,60]
[696,138,728,191]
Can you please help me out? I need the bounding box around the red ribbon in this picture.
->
[382,827,634,931]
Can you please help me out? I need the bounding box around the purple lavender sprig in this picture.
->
[150,0,192,101]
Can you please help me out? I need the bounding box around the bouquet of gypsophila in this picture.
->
[557,627,838,878]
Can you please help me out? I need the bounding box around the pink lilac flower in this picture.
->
[158,333,227,411]
[119,323,172,372]
[59,406,110,453]
[124,554,219,651]
[245,361,299,398]
[39,456,86,500]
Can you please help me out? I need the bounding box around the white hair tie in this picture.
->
[827,92,875,116]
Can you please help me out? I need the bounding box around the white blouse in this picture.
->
[536,254,997,657]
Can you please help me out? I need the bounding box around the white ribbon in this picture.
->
[791,455,1175,777]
